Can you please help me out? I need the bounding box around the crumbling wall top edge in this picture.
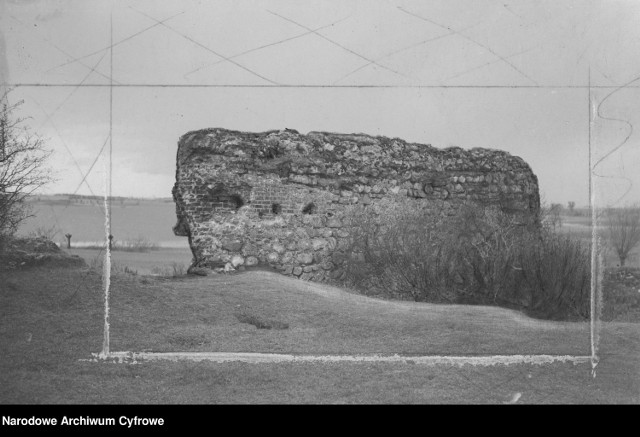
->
[177,127,526,160]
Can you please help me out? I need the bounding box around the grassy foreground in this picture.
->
[1,265,639,404]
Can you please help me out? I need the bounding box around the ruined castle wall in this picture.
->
[172,128,540,281]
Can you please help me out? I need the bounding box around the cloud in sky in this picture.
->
[1,0,639,207]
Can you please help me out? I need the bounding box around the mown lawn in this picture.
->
[1,265,639,404]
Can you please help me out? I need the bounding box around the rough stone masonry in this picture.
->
[173,128,540,281]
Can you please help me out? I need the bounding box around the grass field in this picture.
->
[1,264,639,403]
[67,248,192,276]
[4,200,639,403]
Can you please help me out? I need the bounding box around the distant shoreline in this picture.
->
[26,194,174,202]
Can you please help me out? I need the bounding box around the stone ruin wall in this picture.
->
[172,128,540,281]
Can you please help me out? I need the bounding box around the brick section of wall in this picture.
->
[172,128,541,280]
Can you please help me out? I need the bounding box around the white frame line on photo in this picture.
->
[94,76,601,375]
[90,6,602,374]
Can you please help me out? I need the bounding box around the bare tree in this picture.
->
[540,202,563,230]
[606,206,640,267]
[0,92,53,243]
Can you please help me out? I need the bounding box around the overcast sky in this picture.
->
[1,0,639,207]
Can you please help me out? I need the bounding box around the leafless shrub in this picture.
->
[343,199,461,302]
[452,204,532,306]
[343,200,591,320]
[0,92,53,242]
[28,224,61,241]
[541,202,563,231]
[517,232,591,319]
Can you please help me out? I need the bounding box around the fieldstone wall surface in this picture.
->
[173,128,540,280]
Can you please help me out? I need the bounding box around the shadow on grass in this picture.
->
[235,313,290,330]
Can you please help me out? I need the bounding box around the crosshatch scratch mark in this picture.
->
[397,6,539,86]
[37,44,112,214]
[4,4,611,371]
[46,11,185,74]
[27,40,114,213]
[66,135,110,213]
[185,15,352,79]
[333,19,485,85]
[441,47,536,82]
[9,15,120,85]
[39,49,110,129]
[267,10,410,81]
[30,97,103,203]
[129,7,280,86]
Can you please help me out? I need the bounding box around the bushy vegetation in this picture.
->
[342,199,592,320]
[27,224,61,241]
[601,267,640,322]
[0,93,53,247]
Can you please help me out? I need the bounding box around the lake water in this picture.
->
[19,198,188,248]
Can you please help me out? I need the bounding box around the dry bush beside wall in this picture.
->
[456,205,591,319]
[451,205,532,307]
[517,232,591,320]
[342,200,592,321]
[343,199,460,302]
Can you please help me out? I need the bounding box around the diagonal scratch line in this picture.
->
[333,20,484,85]
[46,11,185,73]
[30,50,109,210]
[441,47,535,82]
[130,7,279,85]
[66,135,110,212]
[9,15,121,85]
[500,2,524,20]
[397,7,539,85]
[184,15,351,78]
[267,10,409,81]
[576,43,592,66]
[29,98,102,202]
[39,49,110,130]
